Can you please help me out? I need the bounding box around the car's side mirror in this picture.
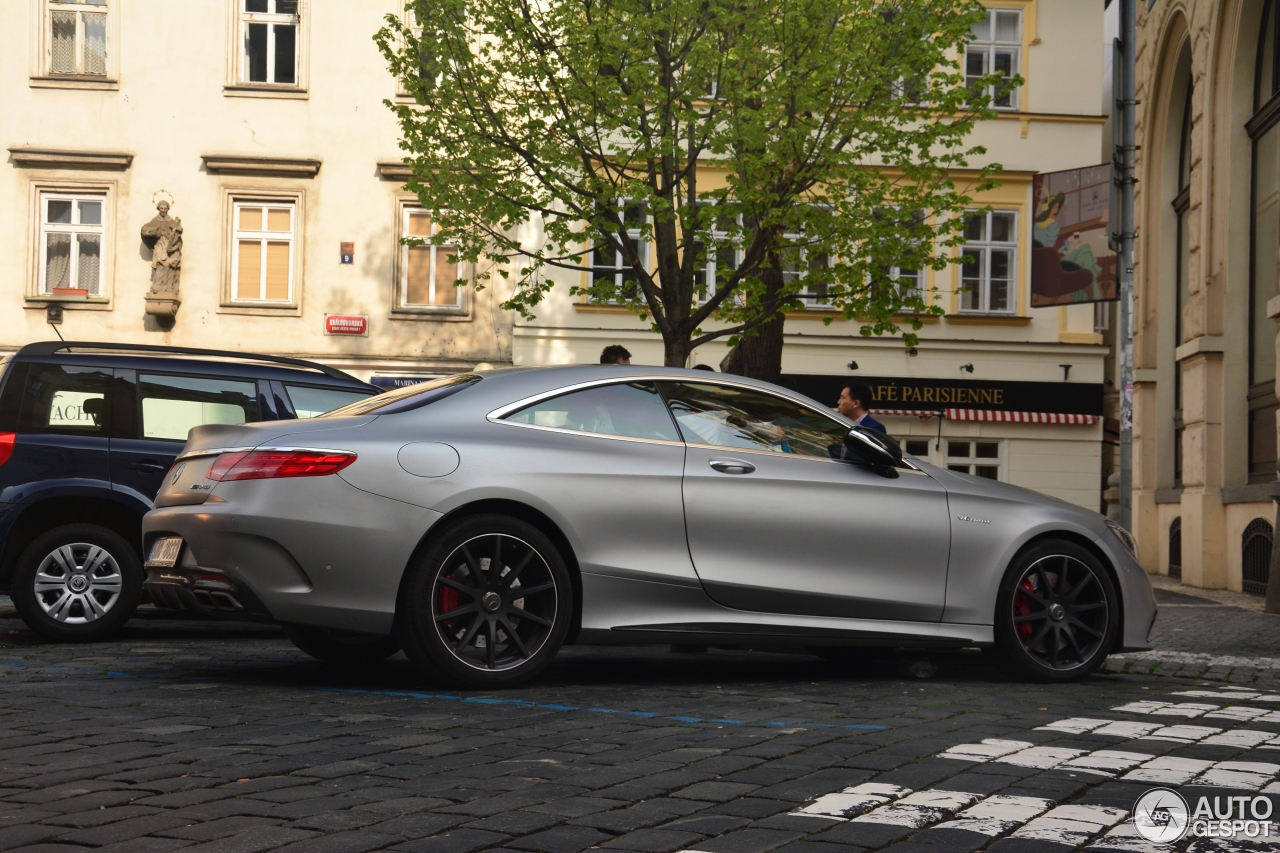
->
[842,426,903,477]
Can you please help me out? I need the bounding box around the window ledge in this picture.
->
[573,303,635,314]
[29,75,118,91]
[945,313,1030,325]
[223,84,309,100]
[25,296,111,310]
[1223,483,1276,505]
[9,147,132,170]
[217,303,301,317]
[202,154,321,177]
[390,308,472,322]
[784,310,940,323]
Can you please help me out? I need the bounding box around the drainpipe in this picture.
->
[1116,0,1137,535]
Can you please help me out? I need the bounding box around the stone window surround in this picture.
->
[391,195,472,321]
[217,186,305,317]
[224,0,310,100]
[23,177,118,311]
[29,0,121,90]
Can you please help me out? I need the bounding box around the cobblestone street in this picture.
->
[0,585,1276,853]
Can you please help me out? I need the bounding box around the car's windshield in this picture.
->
[320,373,482,417]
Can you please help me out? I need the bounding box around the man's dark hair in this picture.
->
[600,345,632,364]
[691,364,715,371]
[842,379,875,409]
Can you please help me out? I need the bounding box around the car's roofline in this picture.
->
[16,341,364,385]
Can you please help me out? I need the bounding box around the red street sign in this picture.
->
[324,314,368,336]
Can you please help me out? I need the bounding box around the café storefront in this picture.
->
[780,374,1106,510]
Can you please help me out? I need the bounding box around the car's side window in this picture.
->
[284,384,375,419]
[14,364,111,436]
[138,374,260,441]
[505,382,680,442]
[658,382,848,459]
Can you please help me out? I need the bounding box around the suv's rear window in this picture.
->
[285,384,375,418]
[321,373,481,417]
[139,374,259,441]
[9,364,112,436]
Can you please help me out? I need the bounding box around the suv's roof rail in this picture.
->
[15,341,363,384]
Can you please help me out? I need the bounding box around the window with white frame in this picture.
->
[40,193,105,296]
[960,210,1017,314]
[691,213,739,304]
[782,239,834,309]
[590,201,647,303]
[48,0,108,76]
[404,4,435,89]
[232,202,295,303]
[966,8,1020,109]
[403,208,463,308]
[946,439,1001,480]
[241,0,298,86]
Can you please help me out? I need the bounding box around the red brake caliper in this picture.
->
[438,583,459,617]
[1014,578,1035,640]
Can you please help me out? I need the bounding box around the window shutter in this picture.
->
[265,242,290,300]
[237,240,262,300]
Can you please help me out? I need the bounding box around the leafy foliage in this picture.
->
[377,0,1009,365]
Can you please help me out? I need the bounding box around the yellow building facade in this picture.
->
[1,1,512,385]
[1131,0,1279,594]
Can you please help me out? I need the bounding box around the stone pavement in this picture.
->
[0,584,1275,853]
[1104,583,1280,685]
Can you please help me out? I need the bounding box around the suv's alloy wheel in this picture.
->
[995,538,1118,682]
[12,524,143,642]
[398,514,572,688]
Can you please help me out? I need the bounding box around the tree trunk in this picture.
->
[663,335,692,368]
[721,251,786,382]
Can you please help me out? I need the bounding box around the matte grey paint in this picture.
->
[142,365,1157,655]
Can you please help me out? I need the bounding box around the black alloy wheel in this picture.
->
[283,625,401,666]
[399,515,572,688]
[11,523,143,642]
[996,539,1118,682]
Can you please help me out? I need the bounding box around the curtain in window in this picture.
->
[45,234,71,291]
[83,12,106,75]
[76,235,100,294]
[51,11,77,74]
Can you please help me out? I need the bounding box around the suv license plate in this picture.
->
[146,537,183,568]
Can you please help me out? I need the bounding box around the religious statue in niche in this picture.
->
[141,194,182,328]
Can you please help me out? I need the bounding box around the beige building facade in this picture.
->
[1130,0,1279,593]
[512,0,1116,511]
[1,1,512,384]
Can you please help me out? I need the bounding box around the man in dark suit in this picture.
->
[836,379,886,433]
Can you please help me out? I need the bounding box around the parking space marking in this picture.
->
[933,794,1055,835]
[850,789,981,828]
[1011,804,1130,846]
[1087,822,1176,852]
[789,783,911,820]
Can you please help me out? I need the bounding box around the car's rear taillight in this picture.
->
[0,433,15,468]
[206,449,356,482]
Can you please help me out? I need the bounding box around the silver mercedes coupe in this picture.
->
[141,366,1155,687]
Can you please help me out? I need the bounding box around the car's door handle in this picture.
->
[709,458,756,475]
[128,461,166,474]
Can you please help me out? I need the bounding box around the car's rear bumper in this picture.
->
[142,475,442,635]
[144,566,275,621]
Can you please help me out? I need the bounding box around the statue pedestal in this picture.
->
[144,294,180,330]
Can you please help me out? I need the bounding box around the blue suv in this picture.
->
[0,342,378,642]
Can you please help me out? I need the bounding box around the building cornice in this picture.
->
[8,148,133,170]
[201,154,321,177]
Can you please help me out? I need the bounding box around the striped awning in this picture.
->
[873,408,1099,425]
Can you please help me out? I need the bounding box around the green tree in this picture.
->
[377,0,1007,370]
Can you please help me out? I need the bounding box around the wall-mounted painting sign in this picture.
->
[1030,164,1117,306]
